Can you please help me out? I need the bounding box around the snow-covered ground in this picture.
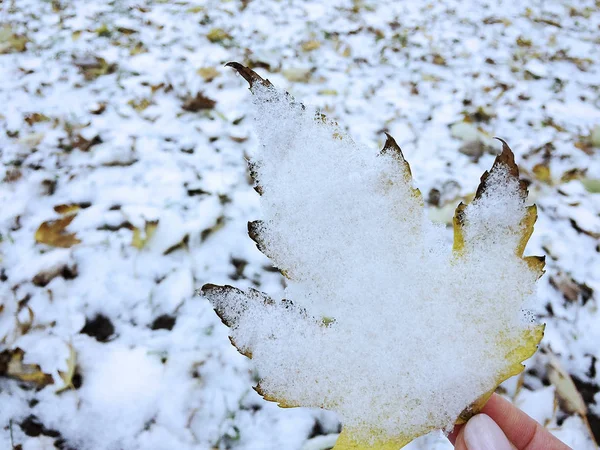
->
[0,0,598,449]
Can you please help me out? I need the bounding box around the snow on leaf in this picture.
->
[201,63,546,448]
[0,348,53,387]
[131,220,158,249]
[0,25,29,54]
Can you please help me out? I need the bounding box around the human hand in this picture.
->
[448,393,572,450]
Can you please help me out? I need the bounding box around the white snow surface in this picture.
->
[0,0,599,449]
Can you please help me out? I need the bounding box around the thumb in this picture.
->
[454,414,513,450]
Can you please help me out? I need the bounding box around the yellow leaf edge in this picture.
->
[329,324,545,450]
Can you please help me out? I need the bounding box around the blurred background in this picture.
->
[0,0,599,449]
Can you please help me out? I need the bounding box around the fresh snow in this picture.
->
[1,0,599,449]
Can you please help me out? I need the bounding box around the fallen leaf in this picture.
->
[131,220,158,249]
[182,93,216,112]
[186,5,205,13]
[0,25,29,54]
[35,215,81,248]
[0,348,53,387]
[560,169,585,183]
[301,40,321,52]
[24,113,50,126]
[549,272,587,303]
[95,23,112,38]
[532,163,552,183]
[432,53,446,65]
[206,28,231,43]
[197,67,220,82]
[56,344,77,393]
[73,55,117,80]
[32,260,78,287]
[128,98,152,112]
[129,41,148,56]
[547,353,587,416]
[53,204,81,215]
[200,216,225,242]
[3,168,22,183]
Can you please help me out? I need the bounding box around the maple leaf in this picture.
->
[35,214,81,248]
[201,63,545,449]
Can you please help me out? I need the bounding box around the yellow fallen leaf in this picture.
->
[206,28,230,43]
[2,348,53,387]
[301,40,321,52]
[35,215,81,248]
[128,98,152,112]
[131,220,158,249]
[197,67,220,82]
[0,25,29,54]
[532,163,552,183]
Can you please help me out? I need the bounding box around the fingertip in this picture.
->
[448,424,464,445]
[453,425,468,450]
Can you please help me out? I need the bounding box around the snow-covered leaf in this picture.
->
[202,64,545,449]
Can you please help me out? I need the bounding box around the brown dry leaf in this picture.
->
[35,215,81,248]
[54,204,81,215]
[574,140,595,156]
[59,133,102,152]
[17,306,35,335]
[560,168,585,183]
[73,55,118,81]
[548,272,591,304]
[182,93,216,112]
[200,216,225,242]
[24,113,51,126]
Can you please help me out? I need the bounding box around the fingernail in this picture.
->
[464,414,512,450]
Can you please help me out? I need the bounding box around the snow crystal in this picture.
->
[208,84,542,441]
